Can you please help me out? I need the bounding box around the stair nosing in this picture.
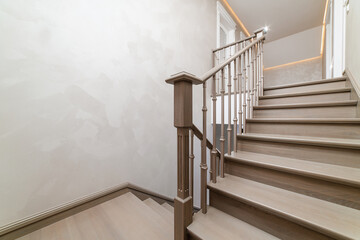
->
[237,133,360,150]
[259,88,351,100]
[253,100,358,110]
[246,118,360,124]
[224,151,360,188]
[264,77,346,91]
[208,175,360,240]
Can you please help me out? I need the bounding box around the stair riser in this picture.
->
[259,92,350,105]
[236,138,360,167]
[264,81,346,95]
[209,191,334,240]
[253,105,357,118]
[246,122,360,139]
[224,159,360,210]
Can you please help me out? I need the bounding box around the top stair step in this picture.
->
[208,175,360,240]
[187,206,279,240]
[264,77,347,95]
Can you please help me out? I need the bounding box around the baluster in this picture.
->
[239,52,243,135]
[211,74,217,183]
[201,82,207,214]
[217,51,220,94]
[254,44,258,106]
[242,43,247,133]
[233,57,238,152]
[261,40,264,96]
[246,49,251,120]
[220,68,225,178]
[189,129,194,199]
[257,43,260,103]
[227,64,232,155]
[250,46,254,118]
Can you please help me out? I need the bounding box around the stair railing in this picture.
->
[166,29,266,240]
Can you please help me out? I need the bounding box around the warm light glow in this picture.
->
[221,0,251,37]
[320,0,330,55]
[264,56,322,71]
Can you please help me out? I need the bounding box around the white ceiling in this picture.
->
[227,0,326,42]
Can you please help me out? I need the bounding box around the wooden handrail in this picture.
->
[201,36,265,82]
[191,124,221,158]
[212,35,255,53]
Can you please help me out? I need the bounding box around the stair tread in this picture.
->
[264,77,346,90]
[238,133,360,149]
[143,198,173,223]
[162,202,174,213]
[246,118,360,123]
[253,100,358,110]
[226,151,360,187]
[208,175,360,240]
[260,87,351,99]
[99,192,172,239]
[187,206,279,240]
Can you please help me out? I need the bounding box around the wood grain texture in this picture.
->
[208,175,360,240]
[2,183,175,240]
[264,77,346,91]
[226,151,360,188]
[17,193,174,240]
[162,202,174,213]
[209,191,333,240]
[246,119,360,139]
[187,206,279,240]
[224,156,360,209]
[259,89,351,105]
[237,136,360,167]
[264,81,346,95]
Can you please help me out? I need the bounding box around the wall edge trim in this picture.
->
[0,182,176,238]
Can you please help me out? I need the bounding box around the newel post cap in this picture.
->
[165,71,203,85]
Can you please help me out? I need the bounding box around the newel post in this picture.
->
[166,72,202,240]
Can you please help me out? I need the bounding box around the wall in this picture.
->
[264,57,323,87]
[264,26,322,68]
[263,26,323,86]
[0,0,216,227]
[346,0,360,93]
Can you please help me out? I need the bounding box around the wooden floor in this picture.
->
[17,193,174,240]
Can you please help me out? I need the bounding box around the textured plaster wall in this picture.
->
[0,0,216,227]
[264,26,322,68]
[264,57,322,87]
[346,0,360,91]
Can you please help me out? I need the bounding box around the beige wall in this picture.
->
[264,57,322,87]
[264,26,322,68]
[0,0,216,227]
[346,0,360,93]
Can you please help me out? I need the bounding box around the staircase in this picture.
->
[166,28,360,239]
[17,192,174,240]
[187,76,360,239]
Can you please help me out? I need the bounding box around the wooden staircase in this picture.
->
[17,192,174,240]
[187,77,360,240]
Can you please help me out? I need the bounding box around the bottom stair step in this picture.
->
[208,175,360,240]
[187,206,279,240]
